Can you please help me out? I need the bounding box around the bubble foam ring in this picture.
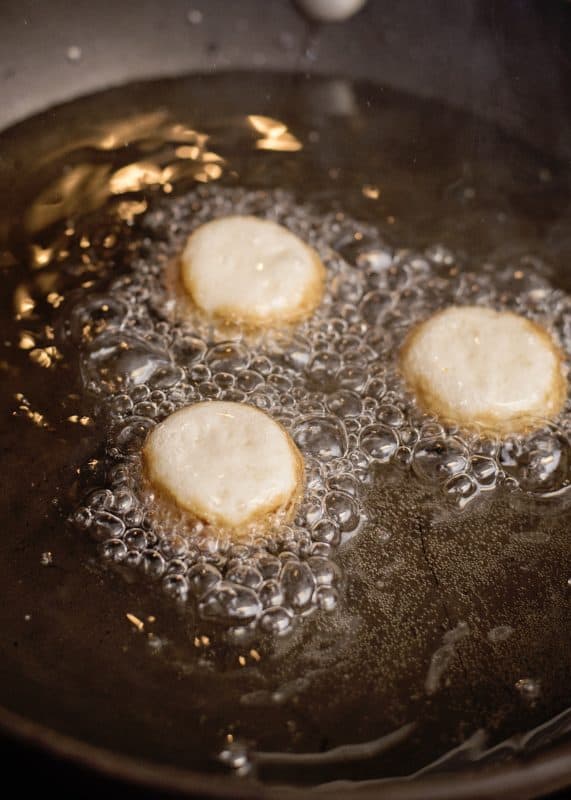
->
[67,186,571,634]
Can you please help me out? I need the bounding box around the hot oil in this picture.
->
[67,184,571,635]
[0,73,570,786]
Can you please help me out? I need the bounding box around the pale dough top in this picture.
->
[180,215,324,325]
[400,306,566,433]
[144,401,303,531]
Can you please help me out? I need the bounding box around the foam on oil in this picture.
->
[2,73,571,783]
[62,183,571,638]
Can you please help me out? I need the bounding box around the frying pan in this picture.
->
[0,1,570,798]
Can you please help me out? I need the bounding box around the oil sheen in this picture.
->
[0,73,570,787]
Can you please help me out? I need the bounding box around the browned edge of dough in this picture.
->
[178,217,326,328]
[399,306,568,436]
[142,401,305,539]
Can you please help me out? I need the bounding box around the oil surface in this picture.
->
[0,72,570,788]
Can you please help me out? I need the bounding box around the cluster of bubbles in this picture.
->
[66,186,571,635]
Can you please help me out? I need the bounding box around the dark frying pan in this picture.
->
[0,1,570,798]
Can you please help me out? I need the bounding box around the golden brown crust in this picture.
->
[179,225,326,328]
[399,308,567,436]
[142,402,305,540]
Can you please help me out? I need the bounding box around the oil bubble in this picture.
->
[68,295,127,345]
[172,335,207,365]
[413,437,469,483]
[281,561,316,611]
[188,563,222,597]
[100,538,127,562]
[199,582,262,623]
[206,342,250,372]
[162,573,189,602]
[259,606,293,636]
[324,491,359,532]
[83,333,171,394]
[360,425,399,463]
[293,416,348,461]
[90,510,125,541]
[315,585,339,611]
[311,519,341,546]
[225,563,264,590]
[66,186,571,638]
[259,579,285,608]
[307,555,339,585]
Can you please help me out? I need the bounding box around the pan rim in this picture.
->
[1,67,570,800]
[0,701,570,800]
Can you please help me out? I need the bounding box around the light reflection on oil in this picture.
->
[98,111,170,150]
[248,114,303,153]
[6,109,305,405]
[14,393,49,428]
[18,332,35,350]
[110,162,170,194]
[175,145,201,160]
[35,110,172,162]
[256,135,302,153]
[126,612,145,632]
[13,285,35,318]
[15,109,307,270]
[67,414,92,426]
[30,244,53,269]
[194,163,223,182]
[248,115,288,137]
[46,292,64,308]
[23,118,228,237]
[117,199,148,221]
[362,184,380,200]
[25,164,111,234]
[29,345,61,369]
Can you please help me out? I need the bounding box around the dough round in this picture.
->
[400,306,566,434]
[180,216,325,325]
[144,401,303,532]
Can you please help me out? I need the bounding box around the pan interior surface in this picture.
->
[0,72,570,793]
